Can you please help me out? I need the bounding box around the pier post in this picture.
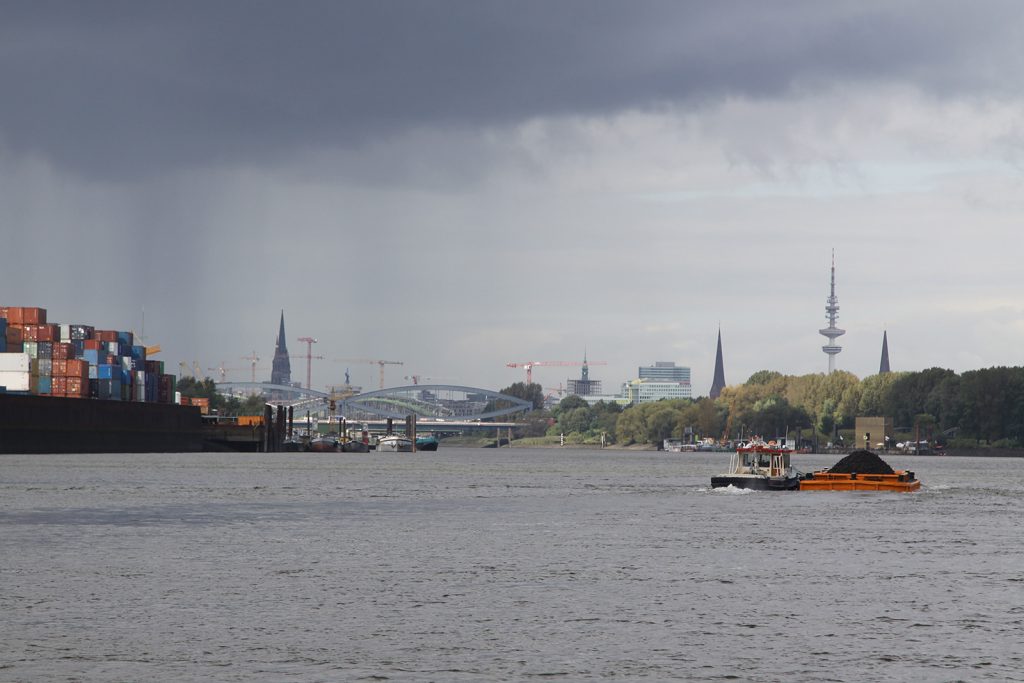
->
[406,414,417,452]
[288,406,293,438]
[276,405,286,451]
[263,404,273,452]
[386,418,393,435]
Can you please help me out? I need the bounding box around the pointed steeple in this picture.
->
[879,330,891,374]
[271,310,291,386]
[710,327,726,399]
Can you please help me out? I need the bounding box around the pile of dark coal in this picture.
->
[827,450,895,475]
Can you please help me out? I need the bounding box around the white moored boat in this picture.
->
[376,435,414,452]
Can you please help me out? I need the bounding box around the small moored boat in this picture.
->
[415,434,439,451]
[309,434,340,452]
[376,434,414,452]
[711,438,801,491]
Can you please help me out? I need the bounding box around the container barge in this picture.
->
[0,305,210,453]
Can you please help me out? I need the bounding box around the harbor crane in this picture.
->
[209,362,259,384]
[332,358,404,389]
[241,352,260,383]
[506,360,608,385]
[297,337,322,390]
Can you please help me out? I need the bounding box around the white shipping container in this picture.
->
[0,369,31,391]
[0,352,31,372]
[58,324,70,341]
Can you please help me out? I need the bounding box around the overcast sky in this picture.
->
[3,1,1024,394]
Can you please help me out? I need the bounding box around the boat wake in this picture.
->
[704,484,756,495]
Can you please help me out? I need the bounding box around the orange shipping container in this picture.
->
[52,360,68,377]
[237,415,263,426]
[66,359,88,379]
[6,307,24,324]
[6,327,24,344]
[52,377,68,395]
[83,339,102,350]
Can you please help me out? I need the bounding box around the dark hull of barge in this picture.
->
[0,393,207,453]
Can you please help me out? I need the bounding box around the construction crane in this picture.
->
[241,352,260,383]
[506,360,608,385]
[297,337,322,390]
[333,358,403,389]
[404,375,430,385]
[208,362,255,384]
[208,362,229,383]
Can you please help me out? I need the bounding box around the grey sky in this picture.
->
[3,2,1024,393]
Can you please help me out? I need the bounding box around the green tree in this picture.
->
[747,370,783,386]
[498,382,546,411]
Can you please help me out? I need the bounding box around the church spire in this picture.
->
[271,310,291,386]
[710,327,726,399]
[879,330,891,374]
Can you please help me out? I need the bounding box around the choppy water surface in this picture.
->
[2,449,1023,682]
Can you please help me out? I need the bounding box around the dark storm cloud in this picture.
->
[1,1,1020,178]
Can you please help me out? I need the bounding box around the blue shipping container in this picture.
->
[97,364,117,380]
[38,376,52,394]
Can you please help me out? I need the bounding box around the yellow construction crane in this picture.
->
[332,358,403,390]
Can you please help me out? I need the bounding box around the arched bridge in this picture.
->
[216,383,533,421]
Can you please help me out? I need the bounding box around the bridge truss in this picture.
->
[215,383,532,421]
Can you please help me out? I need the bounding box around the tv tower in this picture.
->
[819,251,845,373]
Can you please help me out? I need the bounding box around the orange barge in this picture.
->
[799,470,920,492]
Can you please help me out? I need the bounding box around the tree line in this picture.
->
[501,366,1024,448]
[178,376,267,416]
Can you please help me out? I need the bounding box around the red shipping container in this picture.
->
[67,376,86,397]
[66,360,88,379]
[6,307,24,324]
[52,377,68,395]
[6,326,24,343]
[53,343,71,360]
[6,341,23,353]
[31,324,58,342]
[52,360,68,377]
[95,330,118,342]
[22,307,46,324]
[83,339,102,350]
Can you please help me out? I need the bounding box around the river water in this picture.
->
[1,449,1022,682]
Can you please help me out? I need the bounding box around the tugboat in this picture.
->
[710,438,801,491]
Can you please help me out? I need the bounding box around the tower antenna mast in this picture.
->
[819,250,845,373]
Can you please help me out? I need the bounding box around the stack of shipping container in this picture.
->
[0,306,177,404]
